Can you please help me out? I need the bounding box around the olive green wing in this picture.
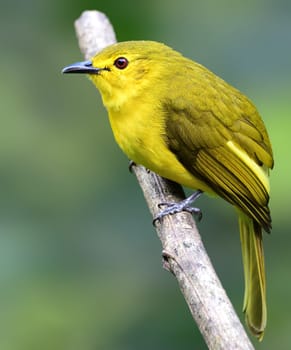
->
[162,95,273,232]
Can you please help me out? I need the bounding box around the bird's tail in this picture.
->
[239,213,267,341]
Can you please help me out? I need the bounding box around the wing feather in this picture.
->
[163,97,273,231]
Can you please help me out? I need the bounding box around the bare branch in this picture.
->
[70,10,255,350]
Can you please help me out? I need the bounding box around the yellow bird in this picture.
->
[63,41,273,340]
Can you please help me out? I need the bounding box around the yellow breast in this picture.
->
[108,105,214,193]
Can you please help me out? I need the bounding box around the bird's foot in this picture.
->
[128,160,136,173]
[129,160,150,173]
[153,190,203,225]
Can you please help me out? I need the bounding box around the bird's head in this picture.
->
[62,41,182,110]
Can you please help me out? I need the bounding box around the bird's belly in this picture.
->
[109,111,213,193]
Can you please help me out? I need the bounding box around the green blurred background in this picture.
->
[1,0,290,349]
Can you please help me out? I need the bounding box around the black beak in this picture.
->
[62,60,101,74]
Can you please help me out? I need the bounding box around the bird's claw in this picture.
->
[129,161,151,173]
[128,160,136,173]
[153,190,203,226]
[153,202,202,226]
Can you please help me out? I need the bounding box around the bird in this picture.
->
[62,40,273,340]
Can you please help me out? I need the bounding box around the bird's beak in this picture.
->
[62,60,101,74]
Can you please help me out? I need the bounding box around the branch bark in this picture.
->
[71,10,255,350]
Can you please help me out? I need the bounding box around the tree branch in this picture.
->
[71,10,254,350]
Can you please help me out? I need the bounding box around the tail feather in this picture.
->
[239,213,267,341]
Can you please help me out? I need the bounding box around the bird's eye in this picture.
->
[114,57,128,69]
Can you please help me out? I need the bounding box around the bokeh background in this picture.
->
[1,0,290,349]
